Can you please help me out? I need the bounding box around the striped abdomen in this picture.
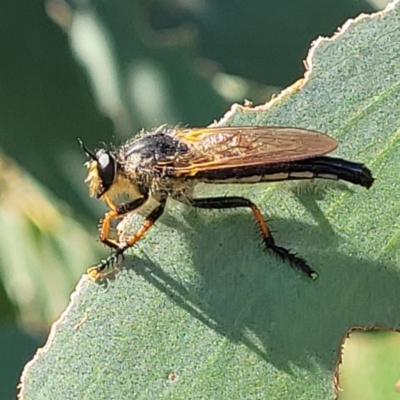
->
[193,156,374,189]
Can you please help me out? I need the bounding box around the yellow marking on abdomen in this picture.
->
[316,173,338,181]
[288,171,314,179]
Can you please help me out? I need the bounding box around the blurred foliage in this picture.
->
[0,326,42,400]
[338,328,400,400]
[0,152,99,326]
[0,0,391,398]
[148,0,377,85]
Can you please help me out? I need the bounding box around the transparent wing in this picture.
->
[160,126,338,176]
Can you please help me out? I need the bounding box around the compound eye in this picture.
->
[96,150,116,196]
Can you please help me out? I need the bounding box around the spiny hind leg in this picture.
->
[190,196,317,279]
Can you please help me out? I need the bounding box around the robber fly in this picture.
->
[79,126,374,280]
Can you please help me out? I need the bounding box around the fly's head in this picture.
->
[78,139,118,199]
[79,139,146,207]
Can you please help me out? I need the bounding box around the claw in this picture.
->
[86,250,125,281]
[87,265,102,280]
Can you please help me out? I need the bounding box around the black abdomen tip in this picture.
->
[361,166,374,189]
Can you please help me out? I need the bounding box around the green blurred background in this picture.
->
[0,0,389,397]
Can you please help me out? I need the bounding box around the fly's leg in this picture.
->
[98,197,147,249]
[191,196,318,279]
[87,196,147,279]
[88,200,166,279]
